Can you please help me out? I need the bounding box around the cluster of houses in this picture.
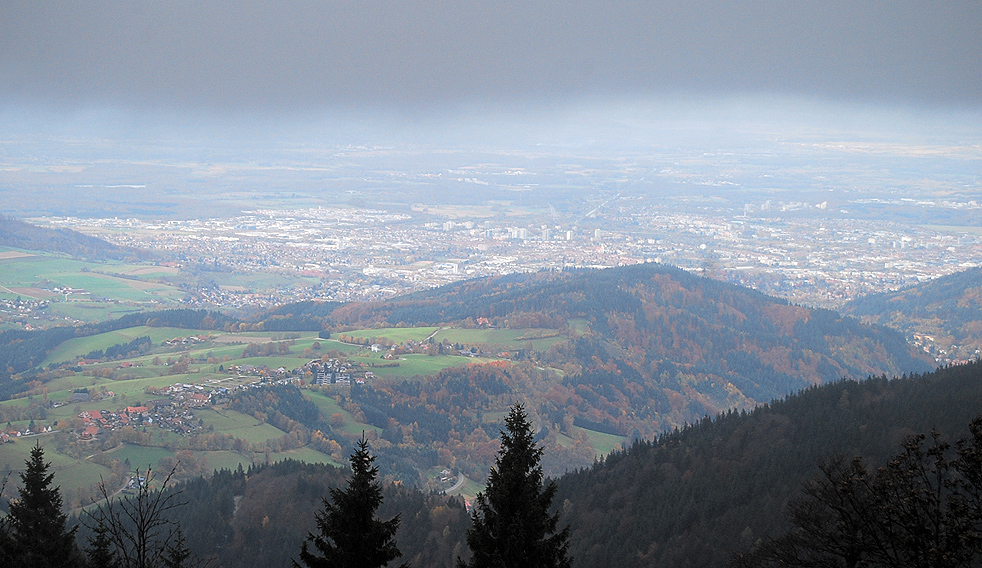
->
[308,358,356,386]
[161,334,214,348]
[73,382,226,441]
[230,357,368,387]
[59,354,385,444]
[75,401,200,440]
[2,424,54,443]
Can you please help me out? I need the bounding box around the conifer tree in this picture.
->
[733,416,982,568]
[460,404,571,568]
[294,436,405,568]
[161,528,192,568]
[86,516,118,568]
[7,442,80,568]
[0,473,12,567]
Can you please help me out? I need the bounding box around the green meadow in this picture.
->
[304,390,380,436]
[197,408,288,444]
[434,327,565,351]
[0,249,185,322]
[110,444,176,470]
[555,427,627,459]
[578,427,627,456]
[43,327,214,366]
[0,437,112,496]
[349,353,501,377]
[342,327,440,343]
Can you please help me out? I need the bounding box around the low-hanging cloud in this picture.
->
[1,1,980,110]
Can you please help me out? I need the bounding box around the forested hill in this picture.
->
[268,263,934,416]
[843,265,982,363]
[553,359,982,568]
[0,215,152,260]
[69,360,982,568]
[70,460,471,568]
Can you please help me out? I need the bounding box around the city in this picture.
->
[32,193,982,311]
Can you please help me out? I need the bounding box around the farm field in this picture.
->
[1,319,579,508]
[342,326,440,343]
[434,327,565,352]
[47,302,148,324]
[0,248,186,320]
[348,353,501,377]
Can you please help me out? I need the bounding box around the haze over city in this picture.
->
[1,3,982,568]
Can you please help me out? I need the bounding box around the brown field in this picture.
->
[124,266,180,276]
[87,272,162,291]
[0,251,35,260]
[7,287,59,299]
[213,334,281,344]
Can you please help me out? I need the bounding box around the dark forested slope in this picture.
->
[69,361,982,568]
[843,265,982,364]
[73,459,470,568]
[553,359,982,568]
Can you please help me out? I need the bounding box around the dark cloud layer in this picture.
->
[2,1,980,110]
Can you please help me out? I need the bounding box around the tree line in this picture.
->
[7,361,982,567]
[1,405,571,568]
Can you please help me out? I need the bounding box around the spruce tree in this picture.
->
[161,528,192,568]
[85,516,118,568]
[0,473,12,567]
[294,436,405,568]
[7,442,80,568]
[460,404,571,568]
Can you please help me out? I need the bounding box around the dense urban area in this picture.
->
[33,195,982,310]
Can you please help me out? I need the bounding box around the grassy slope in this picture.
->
[0,437,111,495]
[0,251,184,320]
[343,327,440,343]
[42,327,214,366]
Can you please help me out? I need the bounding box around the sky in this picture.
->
[2,1,981,112]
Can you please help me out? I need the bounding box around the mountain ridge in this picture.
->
[843,265,982,364]
[265,263,934,429]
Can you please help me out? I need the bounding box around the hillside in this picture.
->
[843,265,982,364]
[0,265,937,495]
[0,215,152,261]
[59,359,982,568]
[271,263,934,426]
[71,460,470,568]
[552,359,982,568]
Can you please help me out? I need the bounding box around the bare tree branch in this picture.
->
[88,464,189,568]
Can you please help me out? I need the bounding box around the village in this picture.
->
[66,354,373,444]
[1,327,498,446]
